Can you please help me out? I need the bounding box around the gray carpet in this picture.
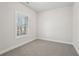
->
[1,39,78,56]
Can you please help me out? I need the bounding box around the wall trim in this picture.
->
[73,44,79,55]
[0,37,74,55]
[0,39,36,55]
[37,37,72,45]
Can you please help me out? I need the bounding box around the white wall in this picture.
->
[0,2,37,54]
[73,2,79,55]
[37,7,73,44]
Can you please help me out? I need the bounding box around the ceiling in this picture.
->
[22,2,74,12]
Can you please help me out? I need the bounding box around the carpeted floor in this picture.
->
[1,39,78,56]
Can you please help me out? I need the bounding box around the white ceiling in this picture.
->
[23,2,74,12]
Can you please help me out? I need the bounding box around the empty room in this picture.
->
[0,2,79,56]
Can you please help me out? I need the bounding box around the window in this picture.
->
[16,12,28,37]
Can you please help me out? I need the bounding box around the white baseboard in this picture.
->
[0,39,36,55]
[73,44,79,55]
[37,37,72,45]
[0,37,73,55]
